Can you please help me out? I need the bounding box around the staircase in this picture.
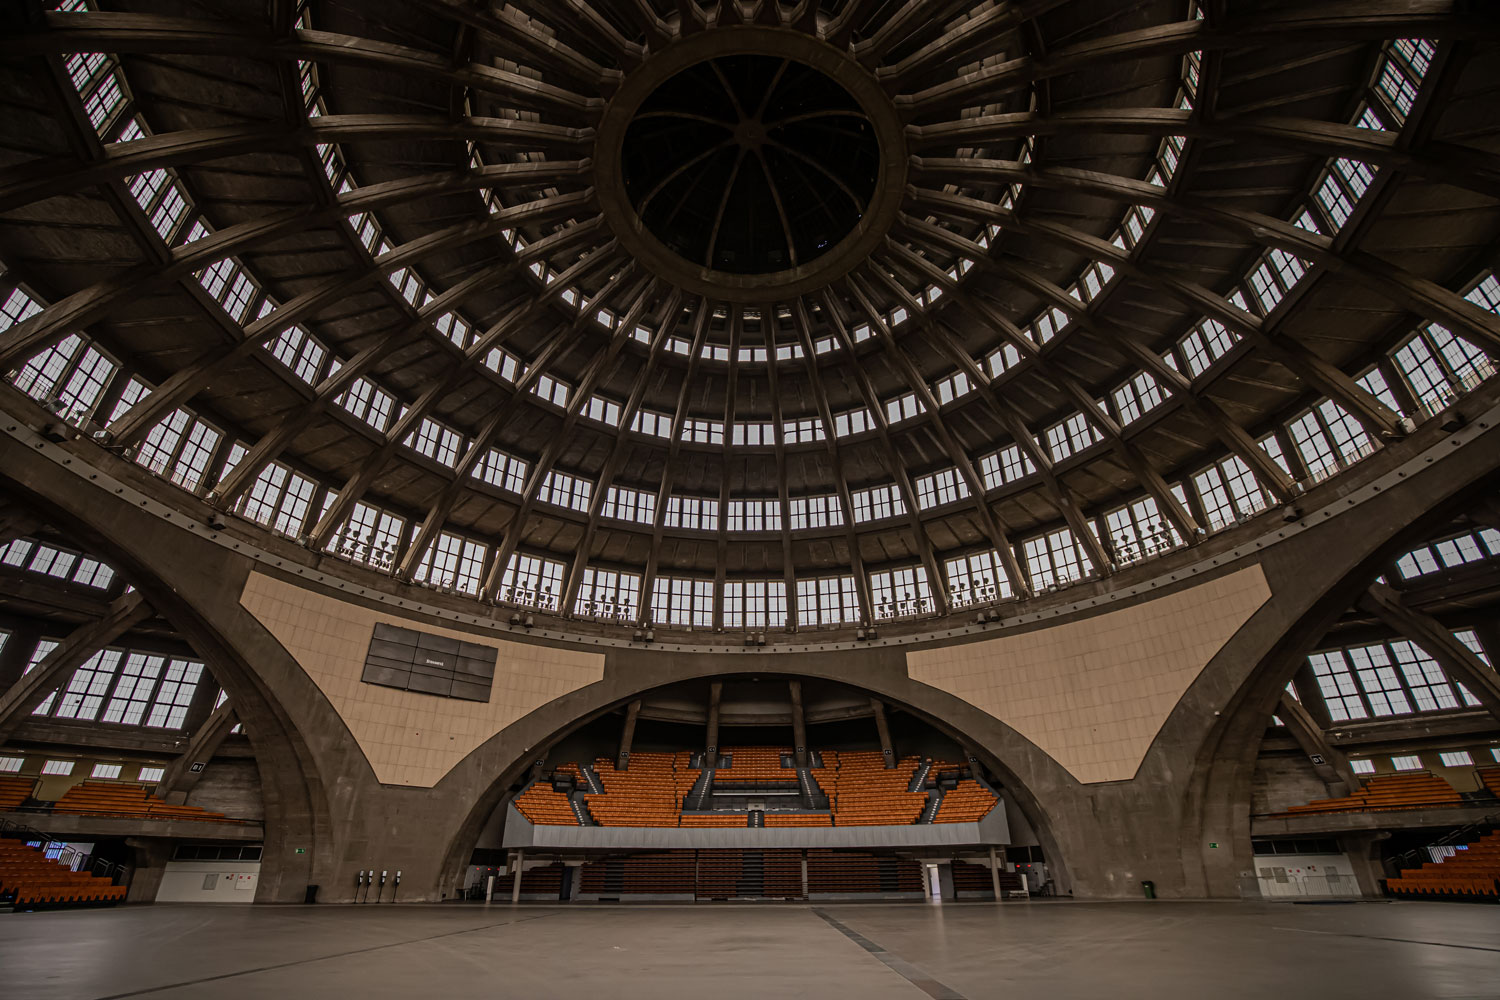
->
[748,810,764,828]
[796,768,829,810]
[579,763,605,795]
[737,850,765,897]
[919,788,944,824]
[908,759,934,793]
[688,769,716,811]
[568,791,597,826]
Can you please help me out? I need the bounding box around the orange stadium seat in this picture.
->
[1386,830,1500,899]
[0,840,127,907]
[1275,772,1462,817]
[51,781,229,822]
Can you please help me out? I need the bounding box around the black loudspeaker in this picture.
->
[304,884,319,904]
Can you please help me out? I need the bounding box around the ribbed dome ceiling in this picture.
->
[1,0,1496,635]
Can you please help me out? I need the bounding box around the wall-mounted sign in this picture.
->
[1309,754,1326,765]
[189,761,206,773]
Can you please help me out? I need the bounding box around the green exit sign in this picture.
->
[295,848,306,854]
[1209,842,1219,849]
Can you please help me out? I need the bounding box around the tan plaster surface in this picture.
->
[240,572,604,786]
[907,566,1272,783]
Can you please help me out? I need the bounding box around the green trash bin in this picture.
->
[1141,880,1156,899]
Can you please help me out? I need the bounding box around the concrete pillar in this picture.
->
[801,852,809,899]
[158,700,239,804]
[1277,691,1360,795]
[124,838,172,903]
[870,698,895,768]
[789,681,807,767]
[1341,831,1393,898]
[989,845,1002,902]
[1359,582,1500,723]
[511,849,523,903]
[617,699,641,771]
[705,681,722,767]
[0,592,153,745]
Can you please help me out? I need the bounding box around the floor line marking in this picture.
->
[811,908,968,1000]
[86,910,561,1000]
[1274,926,1500,953]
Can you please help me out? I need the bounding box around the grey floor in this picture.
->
[2,900,1498,1000]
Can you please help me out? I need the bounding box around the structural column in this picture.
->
[870,697,895,768]
[617,698,641,771]
[788,681,807,768]
[705,681,722,767]
[989,845,1003,902]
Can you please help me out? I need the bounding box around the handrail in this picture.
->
[1390,812,1499,872]
[0,815,128,884]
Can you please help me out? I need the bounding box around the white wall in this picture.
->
[1254,854,1357,898]
[156,860,260,903]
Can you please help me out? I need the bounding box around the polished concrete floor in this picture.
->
[2,900,1498,999]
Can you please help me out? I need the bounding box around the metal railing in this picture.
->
[1390,813,1498,874]
[0,815,128,884]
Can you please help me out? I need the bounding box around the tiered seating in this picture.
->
[806,849,923,894]
[513,780,578,826]
[587,753,683,827]
[1386,831,1500,898]
[672,751,701,807]
[680,812,748,827]
[0,840,126,906]
[1478,766,1500,798]
[933,778,999,823]
[1276,772,1463,816]
[828,751,925,826]
[518,862,569,895]
[764,849,805,899]
[0,775,35,812]
[52,782,228,822]
[694,849,743,898]
[719,746,796,782]
[764,813,832,827]
[951,860,1025,898]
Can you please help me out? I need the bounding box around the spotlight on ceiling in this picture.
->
[1441,412,1467,432]
[206,513,227,531]
[1281,505,1301,523]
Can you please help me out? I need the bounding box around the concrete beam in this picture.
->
[705,682,722,767]
[159,699,239,803]
[616,699,640,771]
[870,697,895,768]
[1276,691,1359,795]
[789,681,808,768]
[0,591,152,746]
[1357,581,1500,725]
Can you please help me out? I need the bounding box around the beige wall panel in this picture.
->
[240,572,604,787]
[908,566,1271,783]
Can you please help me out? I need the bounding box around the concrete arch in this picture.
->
[426,659,1085,902]
[2,385,1499,900]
